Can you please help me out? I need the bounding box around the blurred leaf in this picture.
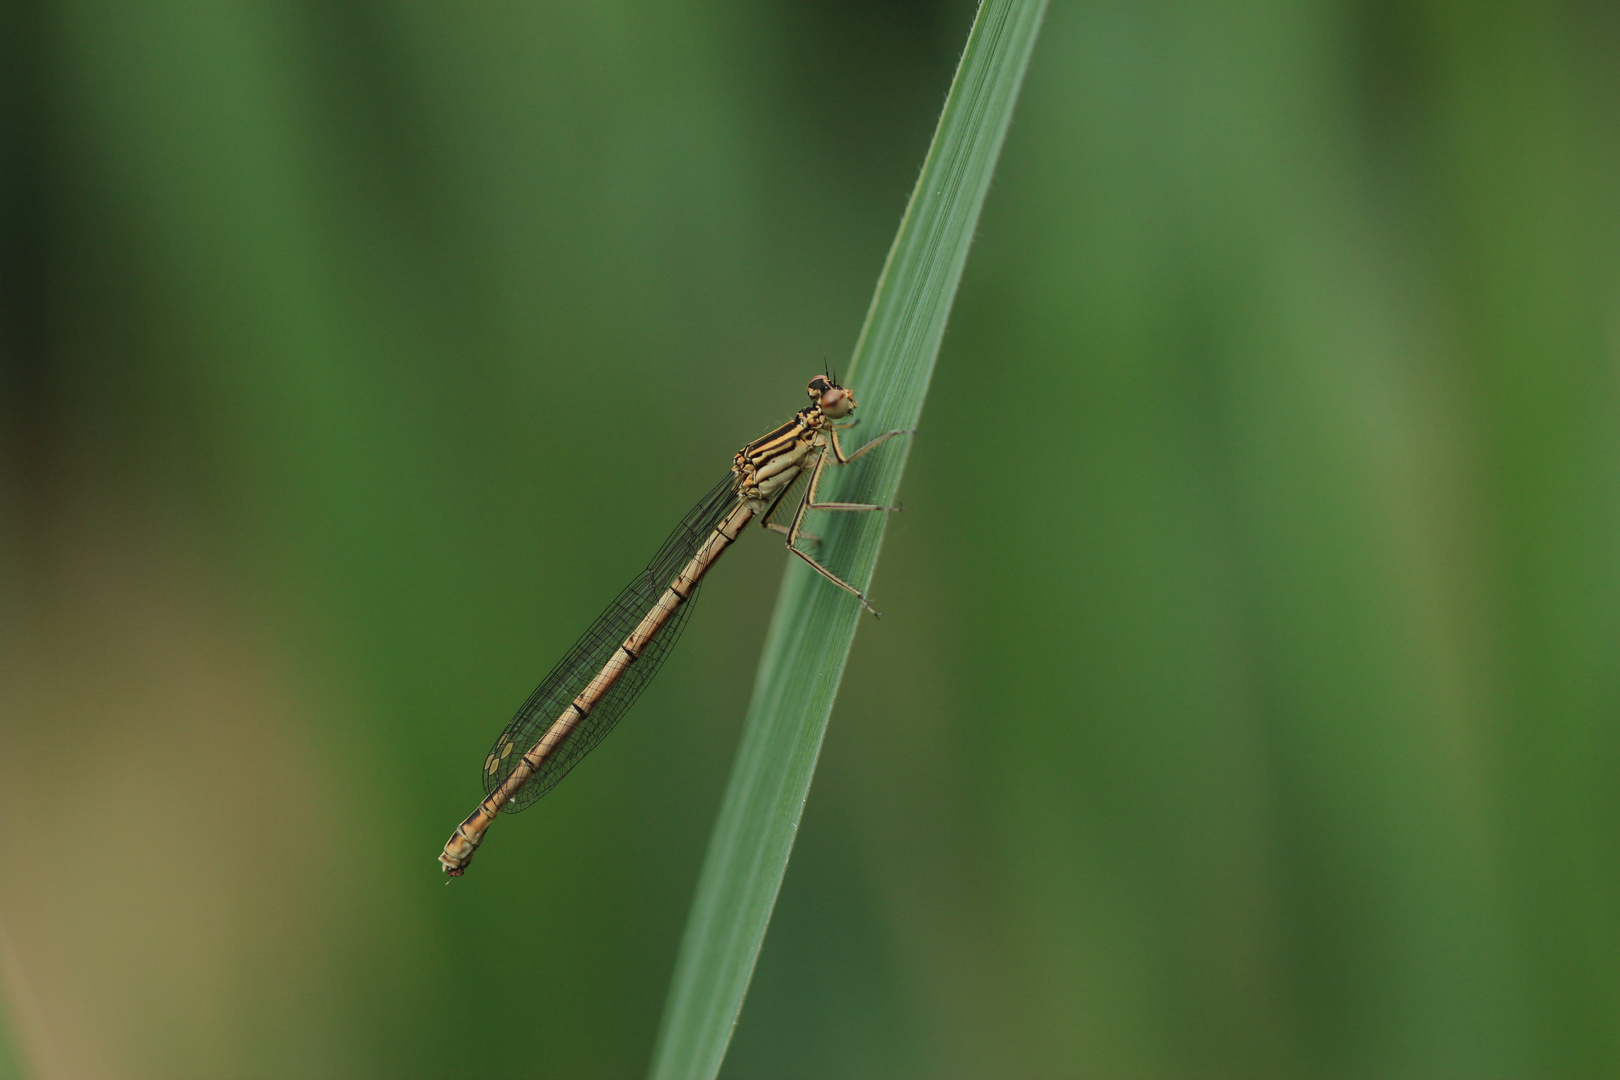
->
[647,2,1049,1077]
[0,926,27,1080]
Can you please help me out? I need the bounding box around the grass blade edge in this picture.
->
[648,3,1050,1076]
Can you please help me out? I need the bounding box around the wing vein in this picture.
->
[482,471,742,811]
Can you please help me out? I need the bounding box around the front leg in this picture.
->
[804,426,913,514]
[829,425,915,465]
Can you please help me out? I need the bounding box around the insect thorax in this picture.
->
[734,409,825,506]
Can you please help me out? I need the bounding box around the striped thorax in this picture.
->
[734,375,856,509]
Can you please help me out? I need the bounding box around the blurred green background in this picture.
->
[3,1,1619,1077]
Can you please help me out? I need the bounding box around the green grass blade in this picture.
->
[648,2,1048,1076]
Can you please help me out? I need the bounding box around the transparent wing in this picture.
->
[482,471,741,811]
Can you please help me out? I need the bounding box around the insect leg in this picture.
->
[806,501,900,512]
[786,545,881,617]
[765,523,820,545]
[784,452,881,616]
[829,426,915,465]
[784,451,828,549]
[813,429,908,511]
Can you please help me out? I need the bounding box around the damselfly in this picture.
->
[439,375,910,876]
